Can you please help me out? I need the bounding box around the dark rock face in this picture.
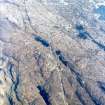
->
[0,0,105,105]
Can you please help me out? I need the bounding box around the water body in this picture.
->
[37,85,51,105]
[32,34,50,47]
[95,5,105,21]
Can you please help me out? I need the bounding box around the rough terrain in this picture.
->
[0,0,105,105]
